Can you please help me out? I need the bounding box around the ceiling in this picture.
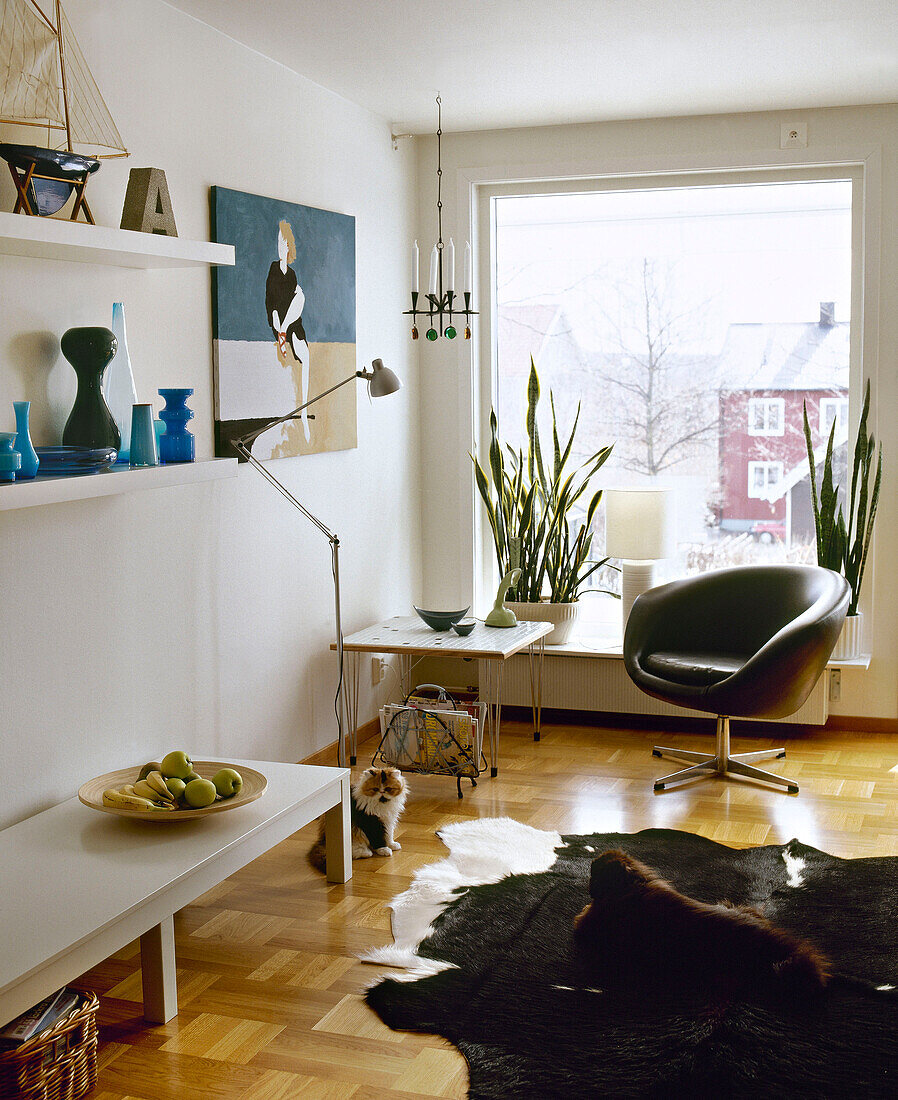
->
[168,0,898,134]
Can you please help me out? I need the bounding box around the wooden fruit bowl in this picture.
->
[78,760,267,821]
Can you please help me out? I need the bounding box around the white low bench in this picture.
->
[0,759,350,1028]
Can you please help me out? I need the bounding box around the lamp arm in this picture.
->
[232,440,337,543]
[233,368,374,452]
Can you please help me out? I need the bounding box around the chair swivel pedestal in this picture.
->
[652,714,794,793]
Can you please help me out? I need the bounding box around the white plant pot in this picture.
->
[832,612,862,660]
[505,600,580,644]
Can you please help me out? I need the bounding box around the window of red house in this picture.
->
[748,398,785,436]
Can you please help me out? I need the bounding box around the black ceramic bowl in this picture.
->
[414,605,471,631]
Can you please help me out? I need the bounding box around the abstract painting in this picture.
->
[211,186,357,459]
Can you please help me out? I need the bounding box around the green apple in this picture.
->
[160,751,194,779]
[165,777,187,802]
[183,778,217,808]
[184,771,201,784]
[211,768,243,799]
[137,761,162,781]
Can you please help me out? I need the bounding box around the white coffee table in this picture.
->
[0,760,350,1028]
[338,616,553,774]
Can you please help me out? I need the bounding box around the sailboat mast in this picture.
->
[54,0,73,152]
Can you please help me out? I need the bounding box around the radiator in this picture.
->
[488,653,829,726]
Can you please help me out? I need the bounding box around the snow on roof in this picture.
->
[717,320,849,392]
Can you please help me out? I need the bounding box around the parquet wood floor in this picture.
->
[80,717,898,1098]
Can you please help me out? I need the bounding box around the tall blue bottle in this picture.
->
[13,401,39,478]
[158,388,195,463]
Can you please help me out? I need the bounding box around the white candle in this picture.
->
[464,241,472,293]
[429,245,438,294]
[411,239,419,293]
[446,237,455,292]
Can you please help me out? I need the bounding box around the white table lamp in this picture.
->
[605,487,675,629]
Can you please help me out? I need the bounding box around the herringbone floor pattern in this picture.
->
[81,717,898,1098]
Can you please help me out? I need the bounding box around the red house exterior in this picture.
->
[716,306,848,544]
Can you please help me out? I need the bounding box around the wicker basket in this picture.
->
[0,991,98,1100]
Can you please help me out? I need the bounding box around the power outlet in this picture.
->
[829,667,841,702]
[371,657,387,685]
[781,122,808,149]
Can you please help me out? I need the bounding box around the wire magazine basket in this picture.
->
[374,684,486,798]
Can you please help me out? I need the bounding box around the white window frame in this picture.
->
[820,397,849,437]
[457,148,877,622]
[748,397,785,437]
[747,461,784,500]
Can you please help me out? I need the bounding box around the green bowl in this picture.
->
[414,605,470,631]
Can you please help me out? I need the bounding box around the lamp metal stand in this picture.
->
[231,367,381,770]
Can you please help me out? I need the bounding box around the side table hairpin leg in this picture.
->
[528,634,545,741]
[482,659,504,777]
[341,651,361,766]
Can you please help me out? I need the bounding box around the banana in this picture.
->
[133,779,171,803]
[145,770,173,800]
[138,761,162,781]
[121,784,138,796]
[103,788,158,811]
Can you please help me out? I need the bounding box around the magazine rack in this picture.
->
[374,685,486,798]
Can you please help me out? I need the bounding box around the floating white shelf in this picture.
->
[0,458,237,511]
[0,211,234,269]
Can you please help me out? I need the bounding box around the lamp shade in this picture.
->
[605,487,674,561]
[367,358,401,397]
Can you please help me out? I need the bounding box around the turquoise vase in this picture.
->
[158,388,195,463]
[61,327,121,451]
[13,401,39,478]
[0,432,21,483]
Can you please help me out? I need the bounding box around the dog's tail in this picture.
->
[307,840,327,874]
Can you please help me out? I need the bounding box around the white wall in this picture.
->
[0,0,421,827]
[418,104,898,722]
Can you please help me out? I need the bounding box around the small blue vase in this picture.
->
[158,388,195,464]
[0,432,21,483]
[13,401,39,479]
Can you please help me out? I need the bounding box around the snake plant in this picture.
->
[803,378,881,616]
[471,358,615,603]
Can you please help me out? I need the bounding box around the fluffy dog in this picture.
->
[574,849,829,1000]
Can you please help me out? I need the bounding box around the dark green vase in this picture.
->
[61,327,121,450]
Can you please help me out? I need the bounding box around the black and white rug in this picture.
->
[363,819,898,1098]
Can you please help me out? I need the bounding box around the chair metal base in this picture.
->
[653,715,798,794]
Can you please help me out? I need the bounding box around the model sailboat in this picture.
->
[0,0,128,222]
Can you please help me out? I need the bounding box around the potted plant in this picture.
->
[471,359,615,642]
[802,378,882,659]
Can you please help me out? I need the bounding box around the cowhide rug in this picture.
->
[362,819,898,1099]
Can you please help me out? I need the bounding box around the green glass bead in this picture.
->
[445,326,457,339]
[426,328,438,341]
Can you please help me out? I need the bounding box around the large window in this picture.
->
[488,174,855,626]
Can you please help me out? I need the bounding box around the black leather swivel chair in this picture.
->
[623,565,849,794]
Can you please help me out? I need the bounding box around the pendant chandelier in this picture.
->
[406,96,476,341]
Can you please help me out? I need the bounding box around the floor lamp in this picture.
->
[232,358,401,768]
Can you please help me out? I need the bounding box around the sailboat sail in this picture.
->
[58,7,125,155]
[0,0,64,128]
[0,0,127,157]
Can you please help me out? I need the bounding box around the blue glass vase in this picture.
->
[13,401,39,478]
[158,388,195,463]
[0,432,21,483]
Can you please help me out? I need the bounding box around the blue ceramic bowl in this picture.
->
[414,605,471,631]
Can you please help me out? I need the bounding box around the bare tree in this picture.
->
[581,258,719,477]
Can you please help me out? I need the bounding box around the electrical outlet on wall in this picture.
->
[372,657,387,685]
[781,122,808,149]
[829,667,841,702]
